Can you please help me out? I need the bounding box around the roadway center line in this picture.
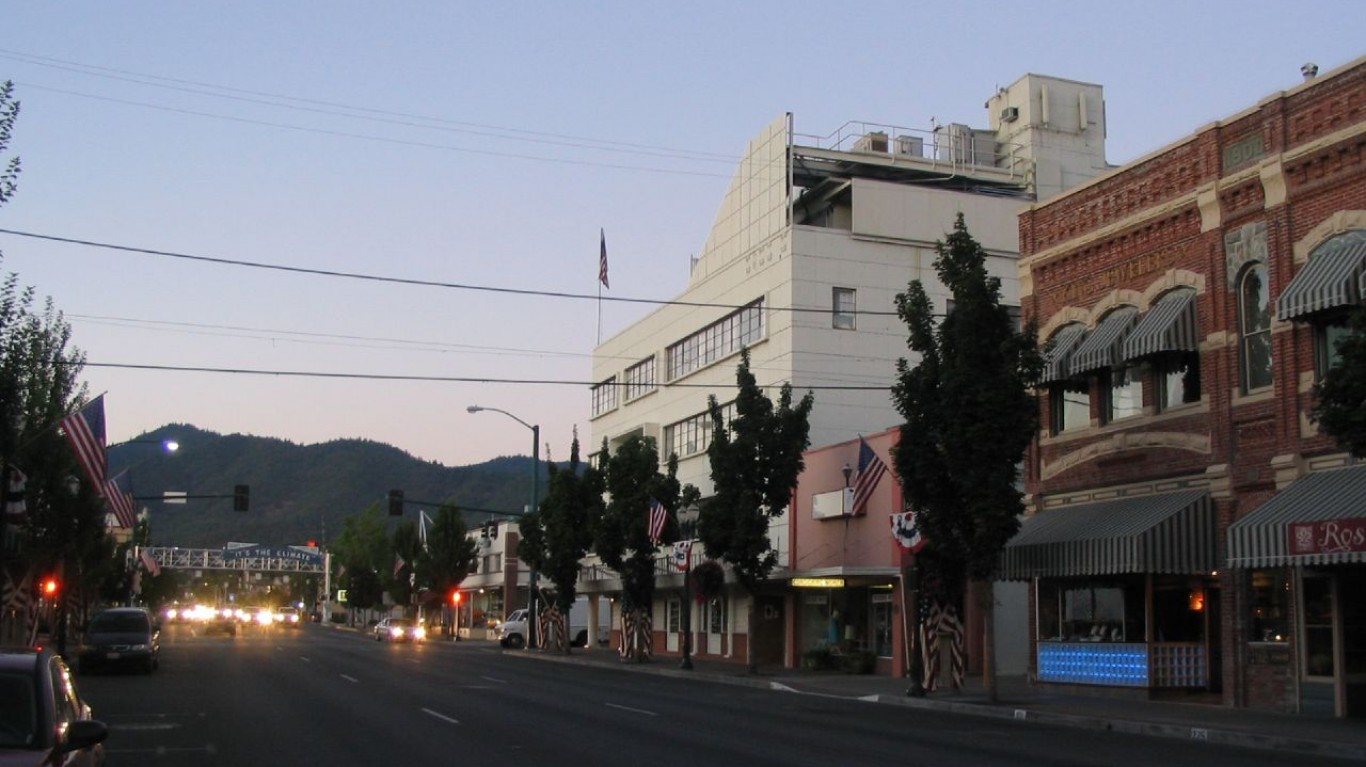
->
[340,674,359,683]
[421,708,459,725]
[605,702,658,717]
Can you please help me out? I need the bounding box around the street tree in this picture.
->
[518,432,604,653]
[415,504,478,597]
[891,213,1042,701]
[333,505,390,616]
[699,348,813,674]
[1313,308,1366,456]
[388,518,422,612]
[598,435,696,661]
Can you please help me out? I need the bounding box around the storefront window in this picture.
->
[1152,575,1205,642]
[872,594,893,658]
[1037,578,1143,642]
[1249,569,1289,643]
[1304,574,1335,678]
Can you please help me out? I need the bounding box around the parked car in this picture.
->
[77,607,160,674]
[373,617,425,642]
[494,609,529,649]
[0,647,107,766]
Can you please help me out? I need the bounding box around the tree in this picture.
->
[1313,308,1366,456]
[388,519,422,611]
[890,213,1042,701]
[699,348,813,674]
[518,432,604,653]
[333,505,390,615]
[415,504,478,598]
[597,435,696,661]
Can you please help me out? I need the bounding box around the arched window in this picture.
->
[1238,262,1273,391]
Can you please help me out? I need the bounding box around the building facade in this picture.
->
[1011,56,1366,717]
[588,73,1111,667]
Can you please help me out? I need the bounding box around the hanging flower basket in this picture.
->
[690,560,725,603]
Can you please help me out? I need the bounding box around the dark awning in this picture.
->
[1227,465,1366,569]
[1000,490,1216,580]
[1039,323,1087,384]
[1275,241,1366,321]
[1069,307,1139,375]
[1123,289,1198,360]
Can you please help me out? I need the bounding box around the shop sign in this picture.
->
[792,577,845,588]
[1288,519,1366,556]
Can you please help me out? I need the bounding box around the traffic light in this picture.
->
[387,489,404,516]
[451,590,462,606]
[40,576,58,600]
[233,484,250,512]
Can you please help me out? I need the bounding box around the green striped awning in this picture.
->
[1227,465,1366,569]
[1275,241,1366,321]
[1068,307,1139,376]
[1123,289,1198,361]
[1039,323,1088,384]
[1000,490,1216,580]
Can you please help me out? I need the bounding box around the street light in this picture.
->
[467,405,540,649]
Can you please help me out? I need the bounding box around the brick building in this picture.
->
[1007,56,1366,717]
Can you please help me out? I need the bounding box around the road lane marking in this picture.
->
[480,675,508,684]
[111,723,182,731]
[605,703,658,717]
[422,708,459,725]
[299,656,311,663]
[340,674,359,683]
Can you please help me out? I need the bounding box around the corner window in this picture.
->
[591,377,618,417]
[1238,263,1273,392]
[1049,379,1091,435]
[833,288,856,330]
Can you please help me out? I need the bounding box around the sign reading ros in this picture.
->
[1288,519,1366,556]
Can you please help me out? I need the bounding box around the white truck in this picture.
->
[495,596,611,649]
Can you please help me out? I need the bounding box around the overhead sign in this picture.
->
[162,491,188,505]
[221,545,324,566]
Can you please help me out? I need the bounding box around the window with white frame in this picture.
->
[1103,365,1143,423]
[662,402,735,459]
[665,299,765,380]
[591,377,618,417]
[1238,263,1273,392]
[832,287,856,330]
[623,356,656,401]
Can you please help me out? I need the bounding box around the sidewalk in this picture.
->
[503,643,1366,761]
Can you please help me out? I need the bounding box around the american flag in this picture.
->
[850,436,887,517]
[139,548,162,577]
[393,555,406,578]
[103,470,137,529]
[60,395,107,496]
[599,229,610,289]
[647,497,666,544]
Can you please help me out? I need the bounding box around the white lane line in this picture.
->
[422,708,460,725]
[480,675,508,684]
[605,702,658,717]
[299,656,311,663]
[340,674,359,683]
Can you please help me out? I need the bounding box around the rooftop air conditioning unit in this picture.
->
[895,135,924,157]
[1000,106,1019,123]
[853,131,889,153]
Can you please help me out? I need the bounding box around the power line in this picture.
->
[75,361,894,391]
[0,228,906,316]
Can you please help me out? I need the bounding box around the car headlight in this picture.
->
[390,627,404,638]
[412,627,426,640]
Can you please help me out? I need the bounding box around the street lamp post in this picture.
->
[467,405,539,649]
[679,517,697,671]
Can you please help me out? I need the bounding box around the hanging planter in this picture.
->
[690,560,725,603]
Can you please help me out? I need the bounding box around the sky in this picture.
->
[1,2,1362,468]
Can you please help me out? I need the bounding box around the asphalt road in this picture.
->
[71,622,1358,766]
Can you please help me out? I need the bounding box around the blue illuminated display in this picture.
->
[1038,643,1149,686]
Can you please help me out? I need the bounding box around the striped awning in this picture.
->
[1275,241,1366,321]
[1123,289,1198,360]
[1227,465,1366,569]
[1000,490,1216,580]
[1039,323,1088,384]
[1068,307,1139,376]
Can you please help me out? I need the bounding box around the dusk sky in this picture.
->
[2,2,1362,467]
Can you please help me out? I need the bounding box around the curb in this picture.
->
[503,649,1366,761]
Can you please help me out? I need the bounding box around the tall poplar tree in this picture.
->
[517,433,604,653]
[891,213,1041,701]
[700,348,813,675]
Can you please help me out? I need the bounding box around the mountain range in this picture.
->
[109,424,538,548]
